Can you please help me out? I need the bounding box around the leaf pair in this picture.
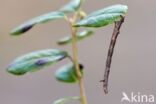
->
[11,4,128,36]
[74,4,128,27]
[10,0,84,36]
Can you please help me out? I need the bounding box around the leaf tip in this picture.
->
[10,30,20,36]
[119,4,128,14]
[7,63,26,75]
[10,24,34,36]
[123,5,128,14]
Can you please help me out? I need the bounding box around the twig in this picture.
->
[101,15,125,94]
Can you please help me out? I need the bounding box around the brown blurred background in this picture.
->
[0,0,156,104]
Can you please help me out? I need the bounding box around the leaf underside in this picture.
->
[74,4,128,27]
[7,49,68,75]
[57,30,94,45]
[11,12,66,35]
[55,63,83,83]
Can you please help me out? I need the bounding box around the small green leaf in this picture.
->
[55,63,84,83]
[74,4,128,27]
[11,12,66,35]
[57,30,94,45]
[79,11,87,19]
[60,0,84,13]
[7,49,68,75]
[53,97,82,104]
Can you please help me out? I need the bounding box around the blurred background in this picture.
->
[0,0,156,104]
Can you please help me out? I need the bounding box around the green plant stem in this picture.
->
[69,13,87,104]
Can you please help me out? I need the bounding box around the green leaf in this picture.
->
[86,4,128,19]
[60,0,84,13]
[53,97,82,104]
[74,13,121,27]
[79,11,87,19]
[11,12,66,35]
[7,49,68,75]
[55,63,84,83]
[57,30,94,45]
[74,4,128,27]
